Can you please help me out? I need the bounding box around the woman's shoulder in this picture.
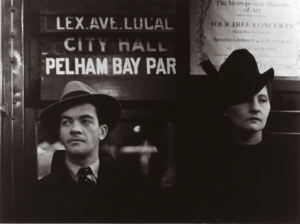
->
[263,133,285,147]
[263,134,299,173]
[263,133,296,157]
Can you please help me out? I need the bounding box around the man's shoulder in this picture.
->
[37,165,72,190]
[99,153,145,191]
[99,153,140,182]
[36,173,63,190]
[99,152,119,168]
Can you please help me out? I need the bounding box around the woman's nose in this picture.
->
[250,98,261,113]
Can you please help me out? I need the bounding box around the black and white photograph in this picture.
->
[0,0,299,223]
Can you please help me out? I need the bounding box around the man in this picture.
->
[24,81,153,222]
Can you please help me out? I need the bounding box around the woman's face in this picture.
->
[226,86,271,134]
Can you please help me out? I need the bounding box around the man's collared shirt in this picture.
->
[65,159,99,183]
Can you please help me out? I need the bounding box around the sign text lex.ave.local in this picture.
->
[54,16,174,31]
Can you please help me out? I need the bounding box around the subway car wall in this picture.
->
[0,0,299,222]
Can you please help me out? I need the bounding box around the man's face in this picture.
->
[59,103,107,164]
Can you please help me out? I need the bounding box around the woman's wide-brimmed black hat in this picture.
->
[201,49,274,107]
[40,81,122,139]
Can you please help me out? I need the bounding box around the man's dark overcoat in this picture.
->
[24,151,153,223]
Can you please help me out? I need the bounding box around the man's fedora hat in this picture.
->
[40,81,122,139]
[201,49,274,106]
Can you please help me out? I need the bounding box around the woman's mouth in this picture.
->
[248,117,261,121]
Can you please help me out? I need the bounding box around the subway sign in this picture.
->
[43,55,176,76]
[40,15,175,33]
[40,12,176,100]
[40,22,176,76]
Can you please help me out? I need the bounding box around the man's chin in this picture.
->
[65,147,87,156]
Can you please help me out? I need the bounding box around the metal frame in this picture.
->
[1,0,24,221]
[0,0,3,220]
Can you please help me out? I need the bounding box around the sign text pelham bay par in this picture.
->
[44,55,176,75]
[41,15,176,76]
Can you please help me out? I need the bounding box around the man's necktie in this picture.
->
[77,167,97,195]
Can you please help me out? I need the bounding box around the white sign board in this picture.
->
[190,0,300,77]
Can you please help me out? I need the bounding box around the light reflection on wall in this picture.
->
[133,125,141,133]
[120,140,158,176]
[37,141,64,179]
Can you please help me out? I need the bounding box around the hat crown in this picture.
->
[220,49,260,81]
[216,49,274,107]
[60,81,96,100]
[40,80,122,138]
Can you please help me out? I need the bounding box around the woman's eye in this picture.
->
[61,120,70,126]
[259,97,268,103]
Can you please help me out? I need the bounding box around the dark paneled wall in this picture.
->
[269,90,300,151]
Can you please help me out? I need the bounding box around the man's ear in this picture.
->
[99,124,108,140]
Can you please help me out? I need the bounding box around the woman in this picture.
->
[196,49,299,222]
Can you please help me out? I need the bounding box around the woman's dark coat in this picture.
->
[186,134,300,223]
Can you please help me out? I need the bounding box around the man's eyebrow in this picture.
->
[79,115,94,119]
[60,114,95,120]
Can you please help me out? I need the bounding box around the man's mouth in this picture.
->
[68,139,85,143]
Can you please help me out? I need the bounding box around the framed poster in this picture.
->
[190,0,300,77]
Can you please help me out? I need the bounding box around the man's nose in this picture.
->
[250,98,261,113]
[70,121,82,135]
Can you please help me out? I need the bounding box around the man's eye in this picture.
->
[82,120,91,125]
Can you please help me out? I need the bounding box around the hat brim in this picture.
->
[221,67,274,106]
[40,94,122,139]
[246,67,274,97]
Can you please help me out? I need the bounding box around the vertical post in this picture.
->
[159,122,176,191]
[0,0,3,221]
[1,0,24,222]
[24,0,38,197]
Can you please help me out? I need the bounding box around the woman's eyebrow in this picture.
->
[60,115,71,120]
[258,94,268,98]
